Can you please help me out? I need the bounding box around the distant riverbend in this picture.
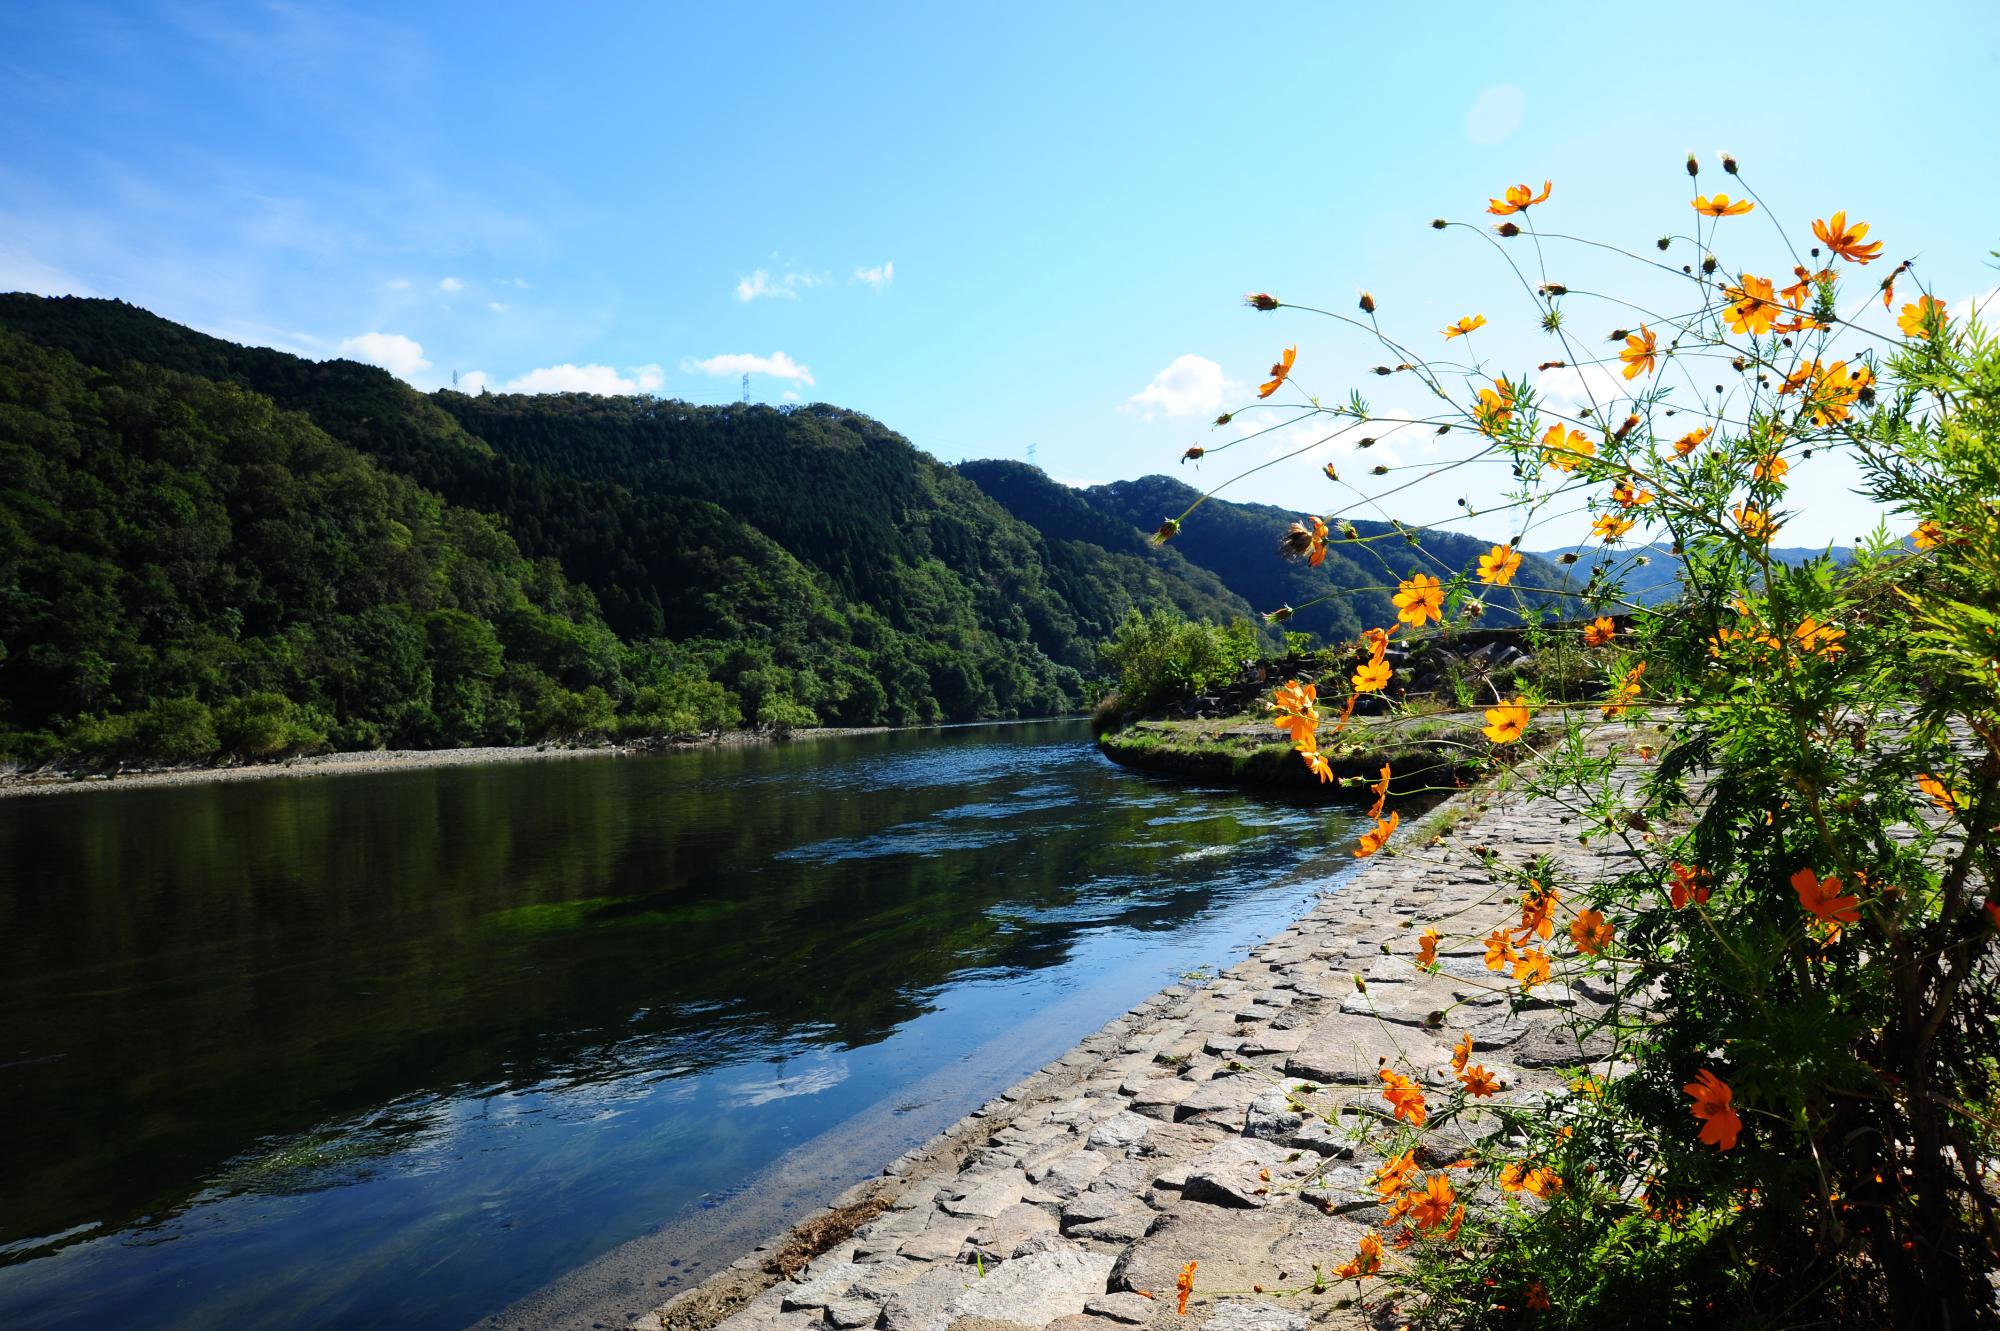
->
[0,718,1365,1330]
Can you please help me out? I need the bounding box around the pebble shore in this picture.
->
[642,735,1646,1331]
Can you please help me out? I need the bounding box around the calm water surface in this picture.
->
[0,721,1362,1329]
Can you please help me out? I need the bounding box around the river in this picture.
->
[0,720,1363,1329]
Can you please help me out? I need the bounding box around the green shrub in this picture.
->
[214,692,327,759]
[1095,609,1258,713]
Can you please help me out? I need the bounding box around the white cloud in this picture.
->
[1466,85,1525,145]
[1535,362,1628,416]
[384,277,411,290]
[780,390,802,402]
[1051,475,1104,490]
[487,301,512,314]
[1951,287,1999,325]
[499,362,664,395]
[457,370,491,393]
[509,277,531,289]
[337,331,430,379]
[854,260,894,289]
[1123,354,1235,419]
[736,267,826,302]
[680,351,816,385]
[438,276,464,293]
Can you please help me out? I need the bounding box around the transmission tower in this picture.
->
[741,372,750,404]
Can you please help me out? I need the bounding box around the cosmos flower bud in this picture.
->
[1265,604,1294,623]
[1372,365,1393,376]
[1372,464,1389,475]
[1180,446,1204,464]
[1494,222,1520,237]
[1153,518,1180,544]
[1656,237,1672,252]
[1539,283,1568,297]
[1464,598,1486,619]
[1431,218,1447,229]
[1244,292,1280,311]
[1607,328,1630,342]
[1702,255,1718,275]
[1340,522,1360,541]
[1721,151,1739,175]
[1538,360,1567,370]
[1686,152,1700,178]
[1358,291,1377,314]
[1322,463,1338,482]
[1357,437,1376,449]
[1213,412,1233,426]
[1560,552,1580,565]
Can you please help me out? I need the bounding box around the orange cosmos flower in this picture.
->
[1393,573,1445,628]
[1484,927,1519,973]
[1373,1149,1420,1202]
[1916,773,1960,814]
[1443,314,1487,339]
[1355,810,1400,858]
[1458,1063,1502,1097]
[1359,626,1392,661]
[1723,275,1782,336]
[1684,1069,1741,1150]
[1583,616,1616,648]
[1619,325,1659,379]
[1487,180,1553,215]
[1540,423,1596,472]
[1779,265,1834,309]
[1366,762,1391,818]
[1673,427,1709,457]
[1692,193,1754,217]
[1258,345,1296,399]
[1754,453,1789,483]
[1813,211,1883,264]
[1452,1031,1474,1073]
[1175,1261,1196,1315]
[1352,656,1392,694]
[1379,1067,1428,1126]
[1332,1231,1383,1281]
[1734,504,1777,545]
[1511,946,1551,990]
[1898,296,1947,339]
[1408,1172,1458,1230]
[1525,1281,1552,1312]
[1474,378,1517,434]
[1912,520,1944,551]
[1269,679,1318,745]
[1791,617,1844,658]
[1477,543,1523,586]
[1569,908,1614,955]
[1301,746,1334,784]
[1520,1166,1563,1201]
[1593,513,1636,544]
[1280,515,1330,567]
[1669,862,1712,909]
[1611,478,1654,509]
[1518,880,1558,940]
[1483,697,1530,744]
[1602,661,1646,718]
[1417,928,1440,968]
[1793,866,1861,929]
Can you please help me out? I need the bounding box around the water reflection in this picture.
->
[0,722,1358,1329]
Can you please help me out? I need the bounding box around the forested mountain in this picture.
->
[0,295,1259,763]
[961,468,1579,644]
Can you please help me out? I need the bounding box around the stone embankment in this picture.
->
[643,734,1647,1331]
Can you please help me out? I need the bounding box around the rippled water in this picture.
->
[0,721,1362,1329]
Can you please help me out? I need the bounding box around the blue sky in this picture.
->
[5,1,1997,547]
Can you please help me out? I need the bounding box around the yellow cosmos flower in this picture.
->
[1812,211,1883,264]
[1477,543,1522,586]
[1692,193,1754,217]
[1619,325,1658,379]
[1482,697,1530,744]
[1442,314,1487,339]
[1392,573,1444,628]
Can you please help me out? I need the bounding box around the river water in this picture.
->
[0,721,1362,1329]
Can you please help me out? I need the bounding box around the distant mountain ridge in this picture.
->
[0,295,1253,759]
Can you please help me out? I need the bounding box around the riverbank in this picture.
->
[0,722,998,798]
[1097,707,1556,799]
[628,725,1650,1331]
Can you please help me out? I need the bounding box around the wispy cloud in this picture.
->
[486,301,511,314]
[337,331,430,378]
[481,363,665,395]
[735,267,826,302]
[1123,353,1235,419]
[438,276,464,293]
[853,260,894,289]
[681,351,815,385]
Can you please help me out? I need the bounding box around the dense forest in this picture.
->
[0,295,1586,767]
